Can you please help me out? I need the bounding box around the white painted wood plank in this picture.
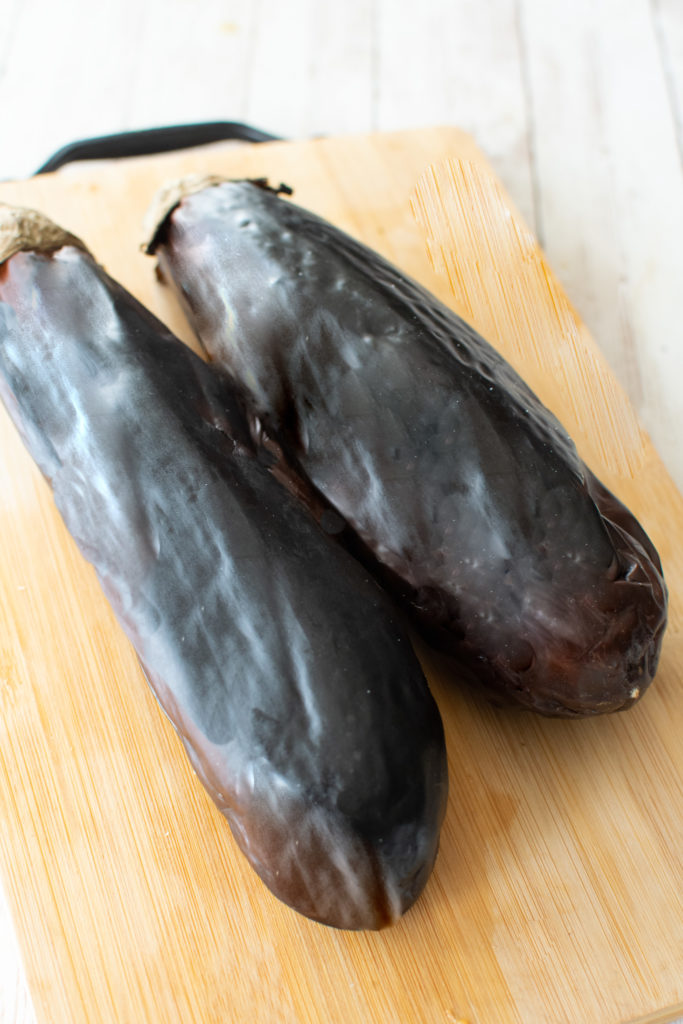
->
[245,0,375,139]
[520,0,683,490]
[375,0,536,230]
[652,0,683,163]
[0,0,141,179]
[0,0,378,180]
[0,0,22,83]
[120,0,260,135]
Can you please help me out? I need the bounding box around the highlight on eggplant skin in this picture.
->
[145,179,668,718]
[0,204,448,931]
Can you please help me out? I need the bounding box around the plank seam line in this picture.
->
[650,0,683,173]
[513,0,545,246]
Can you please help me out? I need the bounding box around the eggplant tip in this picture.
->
[141,175,294,255]
[141,174,228,255]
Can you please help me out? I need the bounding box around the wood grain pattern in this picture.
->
[0,128,681,1024]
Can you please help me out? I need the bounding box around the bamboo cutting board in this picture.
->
[0,127,681,1024]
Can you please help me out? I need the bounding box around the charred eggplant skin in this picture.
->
[0,207,448,930]
[146,179,667,717]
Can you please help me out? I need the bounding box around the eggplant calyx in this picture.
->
[0,204,87,266]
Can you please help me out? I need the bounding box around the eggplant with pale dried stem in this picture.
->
[0,205,448,930]
[145,177,667,717]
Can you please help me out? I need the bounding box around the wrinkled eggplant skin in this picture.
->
[151,181,667,717]
[0,244,448,930]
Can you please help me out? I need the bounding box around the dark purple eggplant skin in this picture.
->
[0,222,448,930]
[147,180,667,717]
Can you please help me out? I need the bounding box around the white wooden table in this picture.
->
[1,2,681,1022]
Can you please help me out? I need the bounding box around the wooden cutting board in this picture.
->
[0,127,681,1024]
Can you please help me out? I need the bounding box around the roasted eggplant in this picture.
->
[145,178,667,717]
[0,205,448,930]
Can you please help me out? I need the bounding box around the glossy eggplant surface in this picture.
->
[146,179,667,717]
[0,205,448,930]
